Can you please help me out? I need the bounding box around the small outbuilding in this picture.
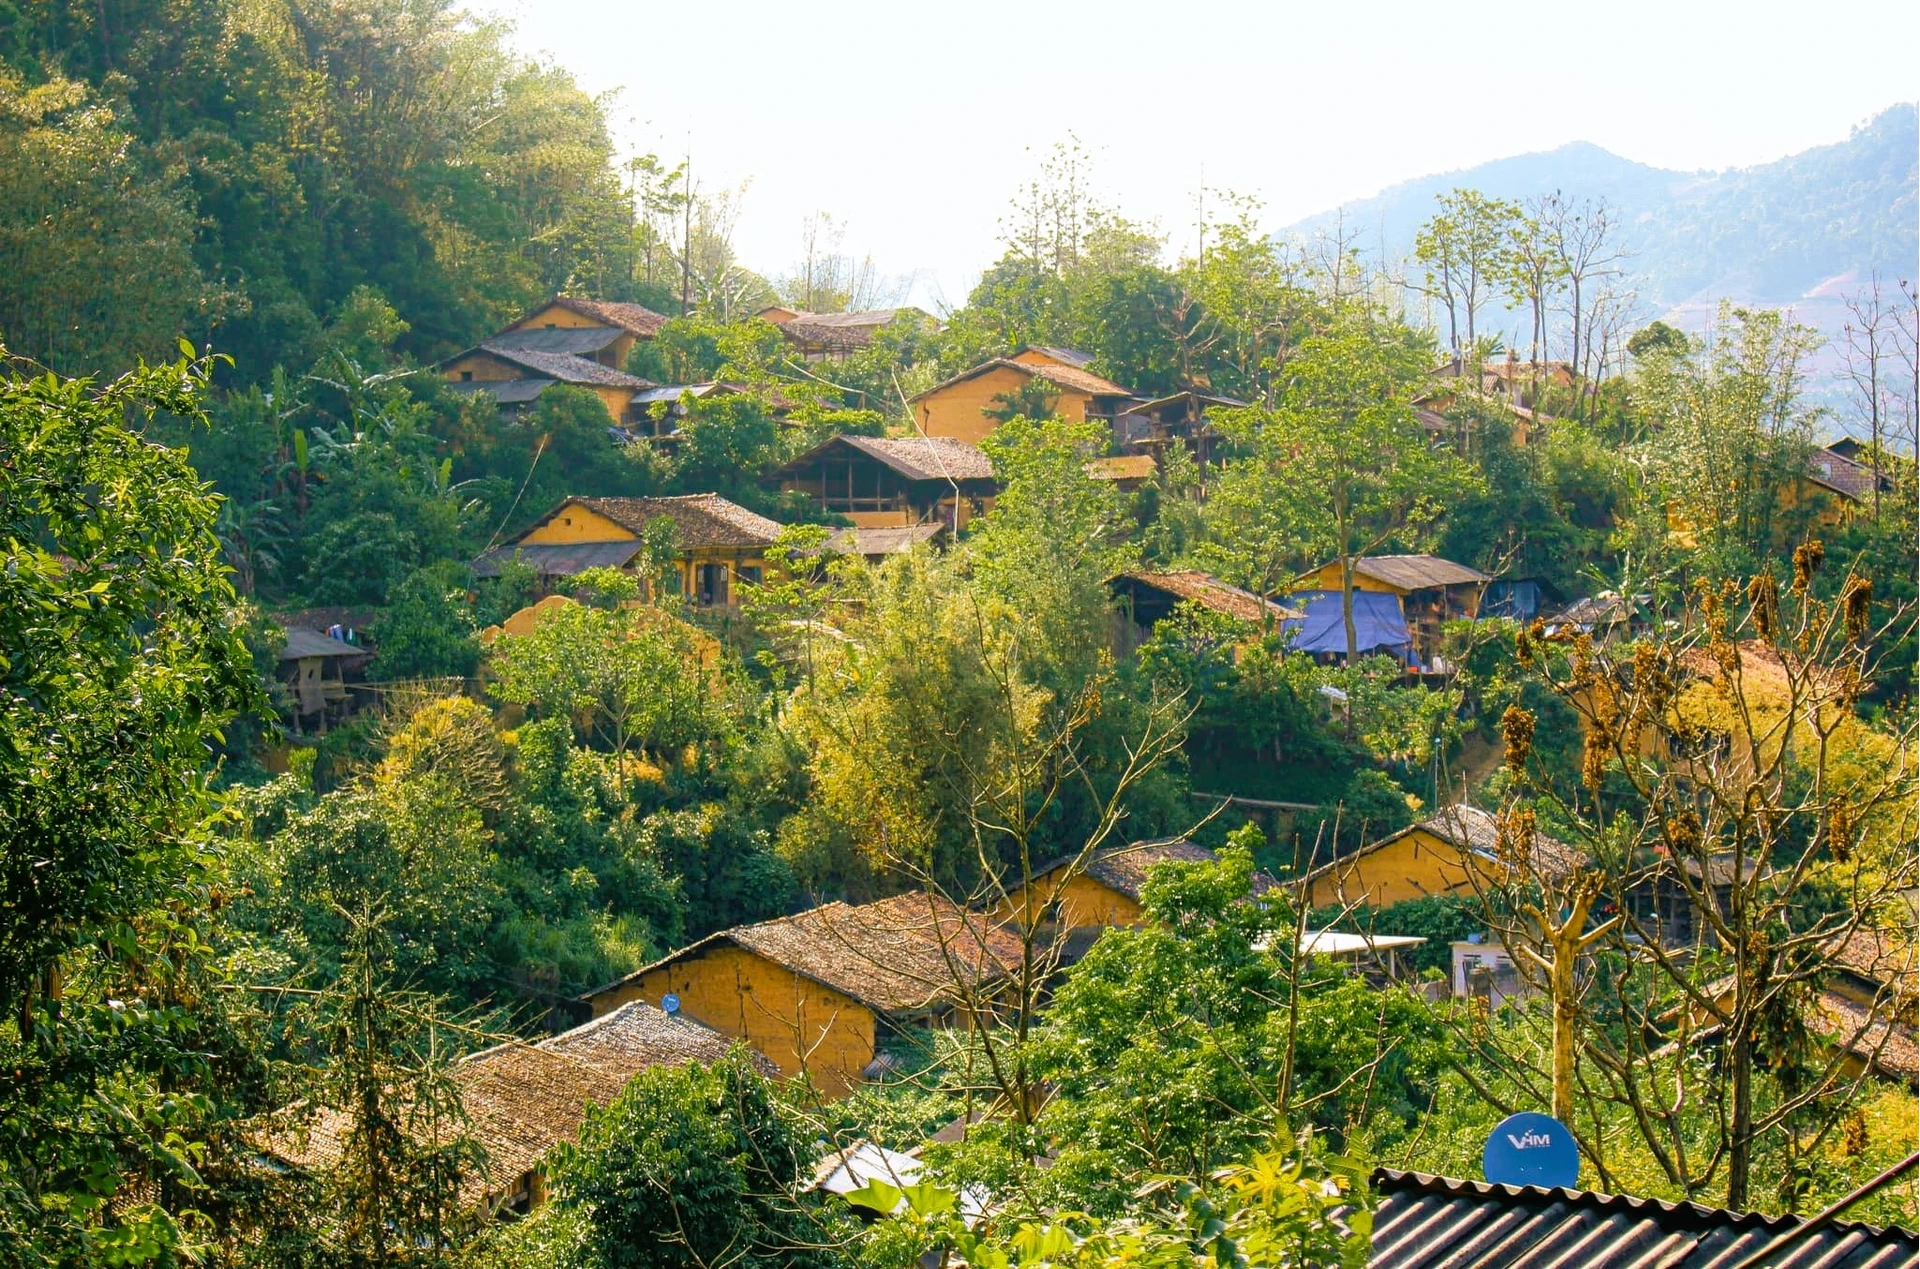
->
[276,626,370,733]
[1277,590,1417,666]
[1302,555,1490,659]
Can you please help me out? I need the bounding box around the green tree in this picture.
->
[551,1050,844,1269]
[1633,303,1823,577]
[0,73,217,373]
[370,562,481,681]
[0,351,259,1260]
[1207,315,1483,664]
[487,600,720,793]
[1413,189,1522,356]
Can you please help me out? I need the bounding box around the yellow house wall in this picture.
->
[1305,562,1405,595]
[996,870,1146,932]
[1304,829,1482,908]
[521,505,638,545]
[444,352,520,383]
[847,510,914,528]
[916,366,1091,444]
[588,944,878,1097]
[1010,348,1073,369]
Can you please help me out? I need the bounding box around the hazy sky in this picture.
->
[476,0,1917,311]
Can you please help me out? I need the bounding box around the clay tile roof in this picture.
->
[725,894,1020,1014]
[261,1003,755,1207]
[910,358,1136,404]
[1026,346,1096,368]
[1112,570,1301,624]
[1368,1168,1918,1269]
[571,494,783,549]
[484,326,625,356]
[839,434,996,482]
[1068,839,1276,902]
[543,296,669,337]
[1415,805,1587,877]
[776,309,917,350]
[476,341,653,388]
[597,895,1021,1018]
[1305,805,1587,893]
[1829,927,1919,997]
[825,524,947,557]
[1805,448,1884,502]
[1347,554,1492,590]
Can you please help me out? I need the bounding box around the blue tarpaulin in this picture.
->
[1279,590,1415,661]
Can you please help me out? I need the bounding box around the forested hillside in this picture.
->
[0,4,1916,1267]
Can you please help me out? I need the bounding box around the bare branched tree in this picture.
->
[1465,554,1917,1210]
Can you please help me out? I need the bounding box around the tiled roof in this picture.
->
[1343,554,1492,591]
[838,434,996,482]
[1414,805,1588,877]
[448,377,554,404]
[471,539,645,578]
[1303,805,1587,895]
[1831,927,1919,996]
[1057,839,1277,902]
[824,525,947,557]
[263,1003,756,1208]
[598,895,1022,1018]
[1806,449,1886,503]
[1111,570,1300,624]
[571,495,784,549]
[485,326,626,356]
[775,309,914,350]
[1369,1169,1916,1269]
[537,296,669,337]
[910,358,1136,404]
[476,341,652,388]
[1023,346,1096,368]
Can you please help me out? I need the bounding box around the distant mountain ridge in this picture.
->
[1285,103,1918,327]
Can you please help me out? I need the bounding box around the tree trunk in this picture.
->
[1728,1026,1753,1209]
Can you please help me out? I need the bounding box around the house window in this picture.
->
[461,371,473,381]
[738,565,762,586]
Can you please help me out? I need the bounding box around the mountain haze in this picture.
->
[1286,103,1918,333]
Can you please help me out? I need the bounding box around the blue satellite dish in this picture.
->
[1483,1112,1579,1190]
[660,992,680,1017]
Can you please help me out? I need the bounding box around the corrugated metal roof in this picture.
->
[471,540,644,578]
[1369,1169,1918,1269]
